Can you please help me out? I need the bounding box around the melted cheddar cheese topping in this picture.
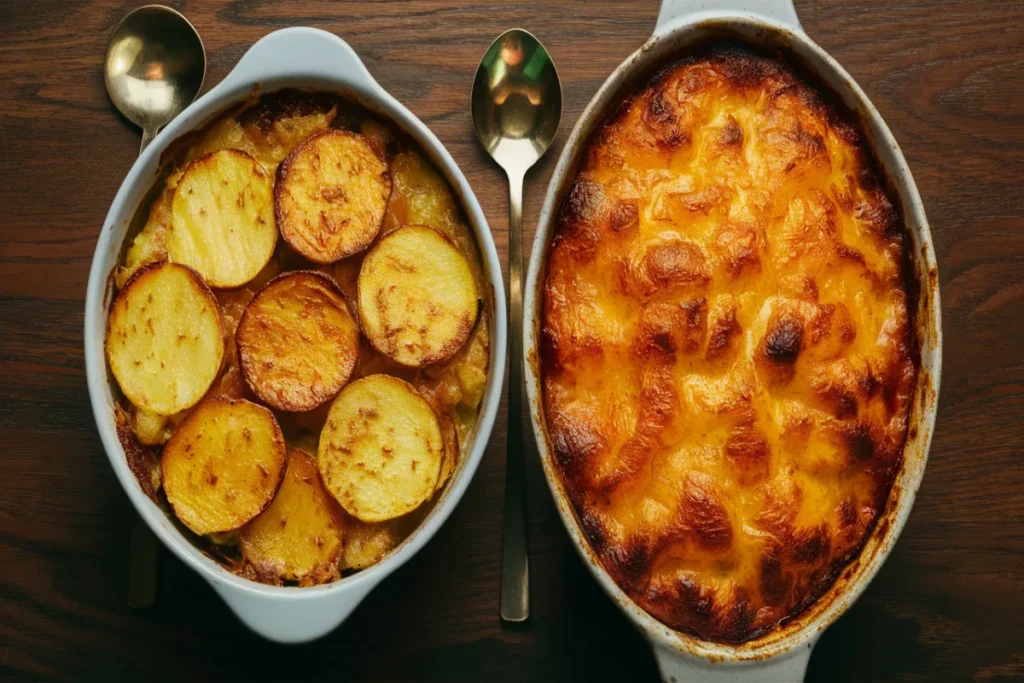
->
[541,50,916,643]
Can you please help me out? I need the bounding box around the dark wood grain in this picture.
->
[1,1,1022,680]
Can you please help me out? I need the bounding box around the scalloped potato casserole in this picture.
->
[541,49,916,642]
[108,91,490,586]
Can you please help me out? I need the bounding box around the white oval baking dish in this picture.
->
[84,27,507,644]
[523,1,941,680]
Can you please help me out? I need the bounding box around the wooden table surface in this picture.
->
[2,1,1022,680]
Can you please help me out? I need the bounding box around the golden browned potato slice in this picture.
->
[340,517,402,571]
[106,262,225,416]
[240,449,345,585]
[357,225,478,367]
[168,149,277,288]
[132,408,170,446]
[162,398,286,536]
[237,271,359,412]
[318,375,443,522]
[436,412,459,493]
[455,310,490,409]
[275,130,391,263]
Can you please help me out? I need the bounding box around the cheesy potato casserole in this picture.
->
[541,49,916,642]
[108,91,490,585]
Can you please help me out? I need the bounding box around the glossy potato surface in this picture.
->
[162,398,287,536]
[168,149,277,288]
[237,271,359,412]
[319,375,442,522]
[106,262,224,416]
[275,129,391,263]
[358,225,478,367]
[240,449,345,584]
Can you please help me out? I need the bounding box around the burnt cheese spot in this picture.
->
[720,116,744,146]
[678,300,709,353]
[634,299,707,361]
[639,574,721,639]
[561,179,604,227]
[608,537,653,591]
[609,200,639,232]
[791,123,828,162]
[644,241,709,291]
[791,525,831,564]
[642,87,690,150]
[838,420,876,462]
[579,509,609,554]
[855,191,899,235]
[538,323,563,375]
[549,415,607,489]
[764,314,803,364]
[682,475,733,552]
[811,366,861,419]
[724,425,770,483]
[238,89,338,133]
[714,223,762,277]
[718,50,784,88]
[633,305,678,360]
[759,547,792,606]
[706,307,741,360]
[837,500,858,528]
[726,598,757,642]
[555,180,604,262]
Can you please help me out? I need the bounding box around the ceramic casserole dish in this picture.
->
[84,27,507,644]
[523,1,941,680]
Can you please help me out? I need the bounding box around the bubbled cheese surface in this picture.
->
[541,49,917,643]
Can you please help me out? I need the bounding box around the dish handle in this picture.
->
[208,577,379,644]
[220,26,380,94]
[655,0,801,35]
[652,642,814,683]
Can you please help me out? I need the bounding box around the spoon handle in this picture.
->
[128,514,159,608]
[127,123,162,610]
[139,126,159,155]
[141,126,160,155]
[500,168,530,623]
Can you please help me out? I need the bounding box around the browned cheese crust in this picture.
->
[540,49,917,643]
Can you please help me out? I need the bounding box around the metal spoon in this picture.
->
[103,5,205,608]
[104,4,205,153]
[472,28,561,623]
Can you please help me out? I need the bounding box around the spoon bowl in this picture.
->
[471,28,561,624]
[472,29,562,174]
[104,5,206,151]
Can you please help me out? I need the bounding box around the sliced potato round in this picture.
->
[436,412,459,493]
[341,518,401,571]
[162,398,286,536]
[237,271,359,412]
[132,408,170,446]
[275,129,391,263]
[106,262,225,415]
[318,375,442,522]
[168,149,277,288]
[357,225,478,366]
[240,449,345,585]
